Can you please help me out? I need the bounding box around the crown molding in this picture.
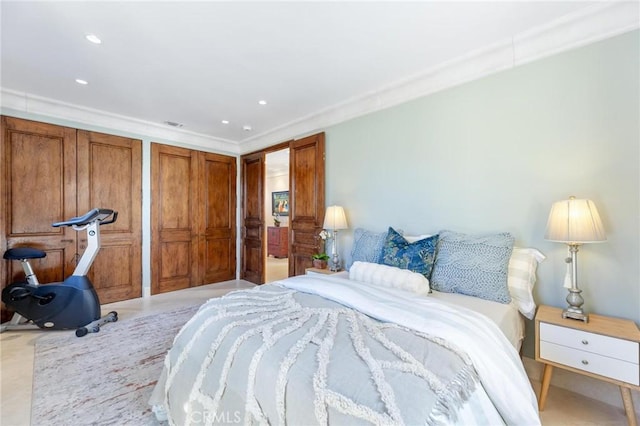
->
[1,2,637,155]
[239,1,639,153]
[0,88,241,154]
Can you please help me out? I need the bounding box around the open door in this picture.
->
[240,132,325,283]
[289,133,325,276]
[240,151,265,284]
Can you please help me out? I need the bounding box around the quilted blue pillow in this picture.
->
[430,230,514,304]
[348,228,388,269]
[379,227,439,278]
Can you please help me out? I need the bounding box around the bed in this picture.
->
[149,228,544,425]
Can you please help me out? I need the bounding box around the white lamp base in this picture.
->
[562,309,588,322]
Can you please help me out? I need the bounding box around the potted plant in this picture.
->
[311,253,330,269]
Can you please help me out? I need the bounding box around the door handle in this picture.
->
[61,239,74,243]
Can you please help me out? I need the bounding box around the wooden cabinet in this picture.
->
[267,226,288,258]
[0,116,142,321]
[535,305,640,425]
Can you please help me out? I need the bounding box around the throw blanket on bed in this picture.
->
[151,275,540,426]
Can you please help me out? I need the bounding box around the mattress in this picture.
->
[429,290,525,351]
[334,270,525,350]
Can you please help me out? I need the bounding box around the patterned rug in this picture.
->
[31,304,200,426]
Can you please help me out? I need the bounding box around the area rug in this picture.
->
[31,304,200,426]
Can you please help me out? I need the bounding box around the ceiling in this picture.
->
[0,1,634,151]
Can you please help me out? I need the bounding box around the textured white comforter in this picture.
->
[278,274,540,425]
[150,274,540,425]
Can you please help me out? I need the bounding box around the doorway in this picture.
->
[240,132,325,283]
[265,148,289,282]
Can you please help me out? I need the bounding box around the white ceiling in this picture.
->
[1,1,637,152]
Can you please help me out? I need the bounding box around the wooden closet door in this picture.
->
[289,132,325,276]
[77,130,142,303]
[240,152,265,284]
[1,116,77,321]
[198,152,236,284]
[151,143,198,294]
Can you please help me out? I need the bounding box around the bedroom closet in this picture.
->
[150,143,236,294]
[0,116,142,322]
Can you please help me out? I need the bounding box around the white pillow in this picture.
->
[508,247,545,319]
[403,234,432,243]
[349,261,430,295]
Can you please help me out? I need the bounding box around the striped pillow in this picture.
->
[508,247,545,319]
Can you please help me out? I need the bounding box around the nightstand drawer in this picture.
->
[540,322,639,363]
[540,340,639,385]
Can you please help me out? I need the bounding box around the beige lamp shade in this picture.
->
[323,205,348,230]
[544,197,606,244]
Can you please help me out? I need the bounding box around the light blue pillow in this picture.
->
[430,230,514,304]
[379,227,439,278]
[348,228,388,269]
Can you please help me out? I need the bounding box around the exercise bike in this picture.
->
[1,208,118,337]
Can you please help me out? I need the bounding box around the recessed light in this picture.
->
[258,100,267,106]
[221,120,229,125]
[75,79,88,85]
[85,34,102,44]
[243,125,252,132]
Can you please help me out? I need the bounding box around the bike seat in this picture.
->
[52,208,116,227]
[3,247,47,260]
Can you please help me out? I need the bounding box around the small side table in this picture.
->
[535,305,640,426]
[305,267,342,275]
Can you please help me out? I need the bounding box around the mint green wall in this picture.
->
[325,30,639,357]
[3,30,637,358]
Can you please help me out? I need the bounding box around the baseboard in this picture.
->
[522,356,640,416]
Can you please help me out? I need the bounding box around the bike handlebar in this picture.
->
[52,208,118,228]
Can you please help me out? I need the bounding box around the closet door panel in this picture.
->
[1,117,77,322]
[77,130,142,303]
[199,152,236,284]
[151,143,198,294]
[90,243,134,293]
[1,118,77,278]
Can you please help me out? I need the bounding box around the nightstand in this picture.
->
[305,267,342,275]
[535,305,640,426]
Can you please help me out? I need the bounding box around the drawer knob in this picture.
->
[581,340,589,345]
[581,360,589,365]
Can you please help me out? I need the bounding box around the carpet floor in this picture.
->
[31,304,200,425]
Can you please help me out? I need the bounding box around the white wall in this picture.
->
[323,30,639,358]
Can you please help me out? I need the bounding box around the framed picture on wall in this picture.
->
[272,191,289,216]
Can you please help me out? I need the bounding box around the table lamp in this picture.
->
[323,206,348,272]
[544,196,606,322]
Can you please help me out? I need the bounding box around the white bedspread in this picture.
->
[429,290,525,350]
[276,274,540,425]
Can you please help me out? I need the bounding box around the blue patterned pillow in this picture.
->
[379,227,439,278]
[430,230,514,304]
[348,228,388,269]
